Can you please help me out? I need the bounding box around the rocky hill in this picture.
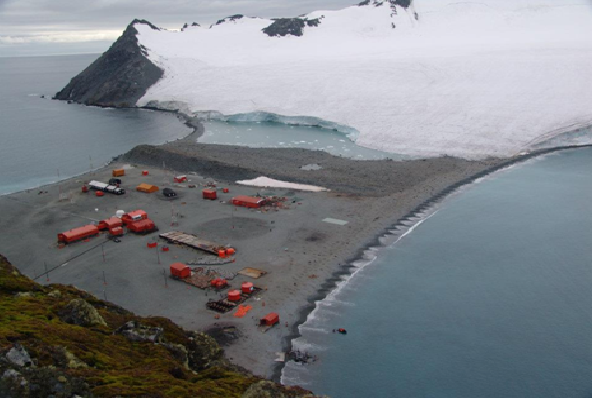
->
[0,255,311,398]
[53,20,163,107]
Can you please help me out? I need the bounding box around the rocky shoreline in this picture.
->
[271,143,592,383]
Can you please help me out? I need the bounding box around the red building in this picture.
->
[128,218,157,234]
[122,210,147,225]
[260,313,280,327]
[232,195,266,209]
[98,217,123,231]
[202,189,217,200]
[58,225,99,244]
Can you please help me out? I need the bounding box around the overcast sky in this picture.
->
[0,0,359,57]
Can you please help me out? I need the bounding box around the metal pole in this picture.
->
[103,271,107,286]
[44,262,49,282]
[102,244,105,263]
[163,268,168,288]
[156,245,160,264]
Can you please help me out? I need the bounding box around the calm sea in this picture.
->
[283,147,592,397]
[0,54,192,195]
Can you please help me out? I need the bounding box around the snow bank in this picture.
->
[236,177,328,192]
[136,0,592,158]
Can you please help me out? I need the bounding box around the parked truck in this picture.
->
[89,180,125,195]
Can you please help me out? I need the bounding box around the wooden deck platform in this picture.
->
[206,287,263,313]
[159,231,226,255]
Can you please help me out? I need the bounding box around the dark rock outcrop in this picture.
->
[359,0,412,7]
[262,17,322,37]
[213,14,244,27]
[54,19,163,107]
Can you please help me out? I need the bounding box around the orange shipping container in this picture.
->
[136,183,159,193]
[112,169,125,177]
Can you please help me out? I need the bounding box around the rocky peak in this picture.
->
[53,19,163,107]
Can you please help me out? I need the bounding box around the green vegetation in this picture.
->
[0,255,310,397]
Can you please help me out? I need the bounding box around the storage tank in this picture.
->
[241,282,253,294]
[228,290,241,302]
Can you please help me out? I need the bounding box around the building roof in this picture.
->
[62,225,98,237]
[232,195,264,204]
[125,210,147,218]
[170,263,189,271]
[137,183,158,190]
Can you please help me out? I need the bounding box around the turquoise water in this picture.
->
[199,121,403,160]
[283,147,592,397]
[0,54,192,195]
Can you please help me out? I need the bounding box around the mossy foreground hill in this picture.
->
[0,255,311,398]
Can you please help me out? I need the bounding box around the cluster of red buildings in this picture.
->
[58,209,157,244]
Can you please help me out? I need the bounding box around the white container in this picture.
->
[116,210,125,218]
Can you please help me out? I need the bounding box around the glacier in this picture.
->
[135,0,592,158]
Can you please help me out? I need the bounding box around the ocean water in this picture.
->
[283,147,592,397]
[0,54,192,195]
[199,121,402,160]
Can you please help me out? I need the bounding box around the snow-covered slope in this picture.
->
[136,0,592,158]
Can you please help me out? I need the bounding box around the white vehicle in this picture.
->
[89,180,125,195]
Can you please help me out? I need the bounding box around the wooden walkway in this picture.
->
[159,231,226,255]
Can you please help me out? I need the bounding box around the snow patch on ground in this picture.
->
[136,0,592,158]
[236,177,328,192]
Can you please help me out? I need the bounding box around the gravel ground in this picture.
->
[0,128,510,378]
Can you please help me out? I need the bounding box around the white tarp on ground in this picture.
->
[236,176,328,192]
[136,0,592,159]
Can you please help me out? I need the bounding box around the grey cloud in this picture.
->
[1,0,358,56]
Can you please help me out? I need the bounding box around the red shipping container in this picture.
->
[202,189,217,200]
[170,263,190,279]
[58,225,99,244]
